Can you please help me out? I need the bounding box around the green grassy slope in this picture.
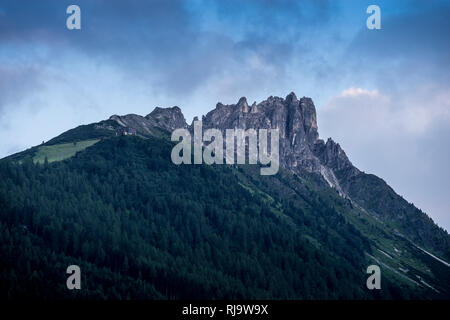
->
[33,139,100,164]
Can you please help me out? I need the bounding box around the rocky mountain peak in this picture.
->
[285,92,298,103]
[109,93,358,192]
[195,93,358,191]
[146,106,187,132]
[109,106,187,136]
[237,97,249,111]
[299,97,319,144]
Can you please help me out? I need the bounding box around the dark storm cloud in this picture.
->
[0,0,336,97]
[344,3,450,89]
[351,4,450,60]
[0,1,209,102]
[0,0,191,56]
[208,0,335,35]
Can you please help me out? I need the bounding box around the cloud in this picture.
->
[340,87,379,98]
[319,86,450,231]
[0,0,341,104]
[323,85,450,136]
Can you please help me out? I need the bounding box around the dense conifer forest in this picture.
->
[0,136,441,299]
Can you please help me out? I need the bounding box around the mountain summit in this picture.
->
[198,93,357,193]
[104,93,450,262]
[107,94,356,193]
[2,92,450,299]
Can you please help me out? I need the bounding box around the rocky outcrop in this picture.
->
[109,114,159,136]
[109,106,187,137]
[195,92,358,192]
[109,92,359,192]
[146,106,187,132]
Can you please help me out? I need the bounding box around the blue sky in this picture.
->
[0,0,449,231]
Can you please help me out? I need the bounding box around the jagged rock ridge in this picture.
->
[198,92,359,193]
[109,92,359,193]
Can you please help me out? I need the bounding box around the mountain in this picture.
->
[197,93,450,262]
[1,92,449,299]
[199,93,354,190]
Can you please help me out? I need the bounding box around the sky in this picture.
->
[0,0,449,230]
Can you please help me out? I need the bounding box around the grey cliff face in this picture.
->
[196,92,358,192]
[109,92,359,192]
[109,106,187,136]
[109,113,158,136]
[147,106,187,132]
